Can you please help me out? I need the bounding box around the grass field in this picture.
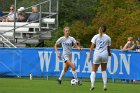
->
[0,78,140,93]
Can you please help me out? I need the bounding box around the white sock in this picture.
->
[102,71,107,88]
[59,70,65,80]
[90,71,96,87]
[72,71,78,80]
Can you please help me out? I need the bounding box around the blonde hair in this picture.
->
[99,25,106,37]
[32,6,38,13]
[64,26,70,31]
[128,37,133,41]
[10,5,15,11]
[10,4,15,8]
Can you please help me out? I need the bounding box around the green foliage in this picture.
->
[16,0,48,8]
[78,0,140,48]
[0,0,14,10]
[44,28,64,47]
[59,0,99,26]
[70,21,97,47]
[47,0,140,48]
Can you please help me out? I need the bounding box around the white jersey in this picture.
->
[91,34,111,64]
[91,34,111,53]
[7,12,17,19]
[56,36,76,55]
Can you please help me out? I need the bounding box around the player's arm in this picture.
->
[74,42,81,50]
[122,43,129,50]
[122,41,135,51]
[107,37,111,56]
[72,38,81,50]
[107,46,111,56]
[125,44,135,50]
[54,42,60,59]
[88,43,95,62]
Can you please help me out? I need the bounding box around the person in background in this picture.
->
[135,37,140,52]
[27,6,39,22]
[121,37,135,51]
[120,37,135,83]
[0,8,3,22]
[0,7,3,17]
[2,5,17,22]
[132,37,140,83]
[72,39,83,48]
[26,6,39,38]
[17,7,27,22]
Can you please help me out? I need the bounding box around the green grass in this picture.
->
[0,78,140,93]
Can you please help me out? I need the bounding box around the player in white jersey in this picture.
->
[88,25,111,91]
[54,27,81,84]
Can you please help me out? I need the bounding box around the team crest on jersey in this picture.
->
[62,42,72,46]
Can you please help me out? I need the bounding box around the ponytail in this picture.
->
[99,25,106,38]
[99,28,103,38]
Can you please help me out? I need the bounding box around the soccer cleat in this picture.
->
[90,87,94,90]
[57,79,62,84]
[77,79,82,85]
[103,87,107,91]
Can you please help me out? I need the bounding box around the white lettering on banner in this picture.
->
[119,54,131,75]
[71,52,80,72]
[54,52,64,72]
[38,50,131,76]
[107,53,130,75]
[82,52,92,73]
[38,51,52,72]
[107,53,118,74]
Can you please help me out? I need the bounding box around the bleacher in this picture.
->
[0,0,57,48]
[0,18,55,47]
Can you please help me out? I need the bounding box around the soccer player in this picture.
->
[135,37,140,52]
[54,26,81,84]
[88,25,111,91]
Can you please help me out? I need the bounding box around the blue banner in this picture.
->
[0,48,139,80]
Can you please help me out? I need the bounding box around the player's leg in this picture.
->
[64,54,78,80]
[90,54,101,90]
[101,63,107,91]
[90,64,100,90]
[59,63,69,80]
[101,52,108,91]
[66,60,78,80]
[57,62,69,84]
[67,60,83,85]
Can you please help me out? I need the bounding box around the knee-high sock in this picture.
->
[59,70,65,80]
[102,71,107,88]
[72,71,77,80]
[90,71,96,87]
